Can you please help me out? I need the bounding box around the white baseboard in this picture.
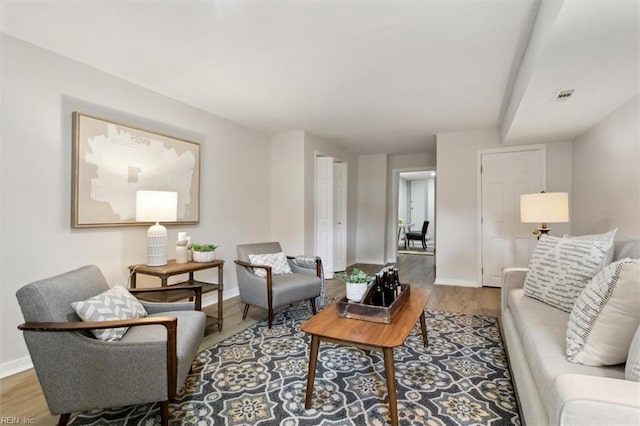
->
[434,278,480,288]
[1,289,242,380]
[203,287,239,306]
[355,259,386,266]
[0,355,33,379]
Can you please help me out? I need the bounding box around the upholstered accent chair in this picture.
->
[16,265,206,426]
[235,242,322,328]
[405,220,430,249]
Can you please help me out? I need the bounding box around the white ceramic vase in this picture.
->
[346,282,368,303]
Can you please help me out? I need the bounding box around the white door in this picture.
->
[480,148,544,287]
[333,162,347,271]
[315,156,334,278]
[410,180,427,232]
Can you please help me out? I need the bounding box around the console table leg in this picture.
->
[383,347,399,426]
[305,335,320,409]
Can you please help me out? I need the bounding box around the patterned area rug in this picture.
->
[71,306,520,425]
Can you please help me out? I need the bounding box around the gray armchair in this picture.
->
[15,265,206,426]
[235,242,322,328]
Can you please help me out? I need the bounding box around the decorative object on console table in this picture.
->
[334,268,373,303]
[136,190,177,266]
[192,243,218,262]
[128,259,224,332]
[176,241,188,264]
[520,191,569,239]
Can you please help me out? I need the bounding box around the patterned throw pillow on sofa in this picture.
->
[248,252,293,278]
[524,230,616,312]
[71,285,148,341]
[567,258,640,366]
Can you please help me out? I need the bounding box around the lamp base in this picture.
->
[533,223,551,240]
[146,222,168,266]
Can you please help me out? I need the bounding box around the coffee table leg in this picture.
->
[419,311,428,347]
[383,347,399,426]
[305,335,320,409]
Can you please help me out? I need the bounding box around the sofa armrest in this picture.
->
[501,267,528,313]
[553,374,640,426]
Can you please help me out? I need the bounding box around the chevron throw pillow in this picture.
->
[248,252,292,278]
[71,285,148,341]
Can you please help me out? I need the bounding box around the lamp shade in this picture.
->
[135,191,178,222]
[520,192,569,223]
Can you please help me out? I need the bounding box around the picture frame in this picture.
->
[72,112,200,227]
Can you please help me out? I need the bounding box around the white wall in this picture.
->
[427,176,435,240]
[435,127,572,286]
[572,96,640,240]
[271,131,305,253]
[1,35,272,375]
[357,154,388,264]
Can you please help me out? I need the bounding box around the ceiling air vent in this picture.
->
[553,89,575,101]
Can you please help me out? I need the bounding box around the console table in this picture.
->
[128,259,224,332]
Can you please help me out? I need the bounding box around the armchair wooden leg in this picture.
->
[310,298,317,314]
[242,304,250,320]
[160,400,169,426]
[58,413,71,426]
[268,307,273,328]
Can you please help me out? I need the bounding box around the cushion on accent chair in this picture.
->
[71,285,148,341]
[524,230,616,312]
[566,258,640,366]
[248,252,293,278]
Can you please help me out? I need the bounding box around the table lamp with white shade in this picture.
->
[136,190,178,266]
[520,191,569,239]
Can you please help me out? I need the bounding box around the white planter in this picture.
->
[346,282,369,303]
[193,250,215,262]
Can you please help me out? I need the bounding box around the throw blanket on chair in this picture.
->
[294,255,328,309]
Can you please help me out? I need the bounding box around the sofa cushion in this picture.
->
[567,259,640,366]
[248,252,292,278]
[626,326,640,381]
[524,231,615,312]
[71,285,147,341]
[507,288,625,414]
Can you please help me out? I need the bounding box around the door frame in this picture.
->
[476,144,546,286]
[388,166,436,264]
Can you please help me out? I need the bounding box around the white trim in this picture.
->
[476,144,546,287]
[202,287,240,307]
[355,258,386,266]
[1,355,33,379]
[434,278,480,288]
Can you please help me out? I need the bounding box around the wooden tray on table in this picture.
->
[335,284,411,324]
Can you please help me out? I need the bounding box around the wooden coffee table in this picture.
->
[301,287,430,426]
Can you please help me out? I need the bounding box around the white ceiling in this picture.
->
[1,1,638,154]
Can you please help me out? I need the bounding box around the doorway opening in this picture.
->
[388,168,436,263]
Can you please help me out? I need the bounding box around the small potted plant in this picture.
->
[335,268,373,302]
[192,243,218,262]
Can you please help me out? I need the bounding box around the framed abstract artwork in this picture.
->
[72,112,200,227]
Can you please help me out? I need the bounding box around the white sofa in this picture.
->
[501,241,640,426]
